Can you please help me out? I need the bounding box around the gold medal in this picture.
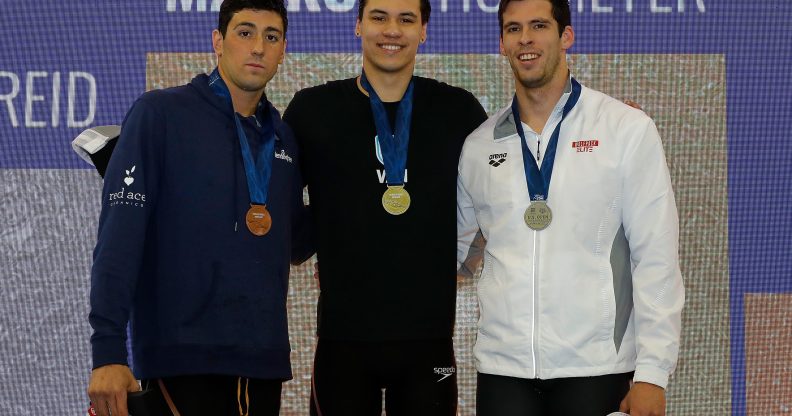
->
[246,204,272,236]
[524,201,552,230]
[382,185,411,215]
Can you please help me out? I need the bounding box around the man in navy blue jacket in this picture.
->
[86,1,310,415]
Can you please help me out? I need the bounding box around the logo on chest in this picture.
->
[488,153,507,167]
[274,148,293,164]
[572,139,599,153]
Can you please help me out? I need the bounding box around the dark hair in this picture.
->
[358,0,432,24]
[218,0,288,37]
[498,0,570,37]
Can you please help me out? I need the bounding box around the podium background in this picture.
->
[1,1,790,414]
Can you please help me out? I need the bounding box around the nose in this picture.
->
[251,35,266,56]
[519,29,533,46]
[383,19,402,38]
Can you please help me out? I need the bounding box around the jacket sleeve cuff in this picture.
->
[633,364,670,389]
[91,336,129,370]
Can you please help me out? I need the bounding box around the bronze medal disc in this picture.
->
[524,201,552,230]
[382,186,411,215]
[246,205,272,236]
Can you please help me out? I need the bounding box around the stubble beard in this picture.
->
[514,52,561,90]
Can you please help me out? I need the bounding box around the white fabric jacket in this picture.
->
[457,81,684,388]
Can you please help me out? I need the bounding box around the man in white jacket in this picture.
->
[456,0,684,415]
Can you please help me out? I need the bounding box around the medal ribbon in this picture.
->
[208,68,276,205]
[512,78,581,202]
[360,70,414,186]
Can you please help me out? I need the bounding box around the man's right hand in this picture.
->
[87,364,140,416]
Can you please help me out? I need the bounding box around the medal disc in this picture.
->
[246,204,272,236]
[382,186,411,215]
[524,201,552,230]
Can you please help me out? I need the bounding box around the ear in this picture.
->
[212,29,224,58]
[420,22,428,43]
[499,35,506,56]
[560,25,575,51]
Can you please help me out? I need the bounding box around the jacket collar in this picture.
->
[494,76,573,141]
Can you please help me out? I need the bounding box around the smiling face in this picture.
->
[212,8,286,98]
[499,0,574,91]
[356,0,427,78]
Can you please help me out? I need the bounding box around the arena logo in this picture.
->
[489,152,507,167]
[167,0,705,13]
[0,71,96,128]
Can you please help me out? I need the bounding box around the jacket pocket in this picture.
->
[168,260,288,349]
[476,252,511,340]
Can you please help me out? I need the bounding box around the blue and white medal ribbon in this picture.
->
[360,70,415,215]
[209,68,276,235]
[512,78,582,230]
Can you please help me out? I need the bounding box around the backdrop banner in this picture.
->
[1,1,790,415]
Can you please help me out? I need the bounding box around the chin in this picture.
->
[239,79,269,92]
[372,59,413,75]
[515,70,551,89]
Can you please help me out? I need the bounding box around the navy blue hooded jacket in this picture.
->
[89,73,311,380]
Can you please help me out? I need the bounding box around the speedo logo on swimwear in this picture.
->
[488,153,507,167]
[274,149,293,163]
[572,139,599,153]
[433,367,456,382]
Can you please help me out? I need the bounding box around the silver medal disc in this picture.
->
[524,201,552,230]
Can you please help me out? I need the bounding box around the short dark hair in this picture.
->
[498,0,570,37]
[358,0,432,24]
[218,0,288,37]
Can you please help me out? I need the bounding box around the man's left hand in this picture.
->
[619,382,666,416]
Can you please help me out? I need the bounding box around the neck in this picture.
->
[217,68,265,117]
[232,92,264,117]
[515,67,569,133]
[359,61,415,102]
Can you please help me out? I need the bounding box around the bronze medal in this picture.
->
[524,201,552,230]
[246,204,272,236]
[382,185,411,215]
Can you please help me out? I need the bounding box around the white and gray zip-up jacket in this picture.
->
[457,80,684,389]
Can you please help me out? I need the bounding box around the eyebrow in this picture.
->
[504,18,551,27]
[368,8,419,18]
[233,22,284,35]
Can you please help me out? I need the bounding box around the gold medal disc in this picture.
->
[382,186,411,215]
[246,204,272,236]
[524,201,552,230]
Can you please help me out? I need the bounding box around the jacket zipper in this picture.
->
[531,230,539,378]
[531,133,544,380]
